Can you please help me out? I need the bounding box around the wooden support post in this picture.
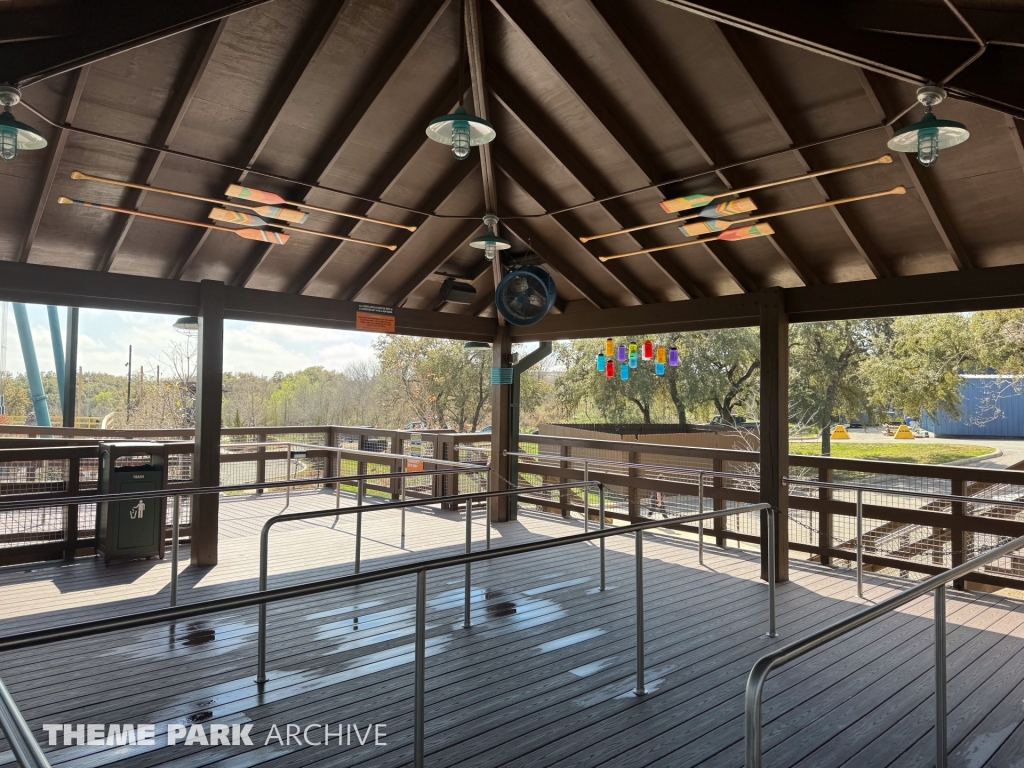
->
[951,478,966,590]
[62,307,79,428]
[391,432,404,500]
[490,328,513,522]
[713,457,726,547]
[255,431,266,494]
[64,455,80,561]
[327,426,339,489]
[760,288,789,583]
[628,450,641,520]
[819,466,833,565]
[560,444,571,519]
[192,279,224,567]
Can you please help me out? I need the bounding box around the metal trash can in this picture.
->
[97,442,166,564]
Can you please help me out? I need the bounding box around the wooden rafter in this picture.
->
[589,0,803,290]
[858,69,974,271]
[97,20,226,273]
[19,65,90,263]
[387,219,482,307]
[715,23,887,280]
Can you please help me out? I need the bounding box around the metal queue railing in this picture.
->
[505,450,758,565]
[743,530,1024,768]
[0,482,775,768]
[0,674,48,768]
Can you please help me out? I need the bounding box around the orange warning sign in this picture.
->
[356,303,395,333]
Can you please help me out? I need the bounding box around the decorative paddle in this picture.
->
[600,224,774,262]
[659,154,893,213]
[579,197,756,243]
[70,170,309,224]
[208,208,397,250]
[599,186,905,261]
[225,184,417,232]
[57,197,290,244]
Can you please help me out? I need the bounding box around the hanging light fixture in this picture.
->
[0,86,47,162]
[887,85,969,167]
[470,214,511,261]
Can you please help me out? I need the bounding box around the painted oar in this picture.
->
[70,170,309,224]
[599,224,774,261]
[579,197,756,243]
[208,208,397,250]
[225,184,418,233]
[599,186,905,261]
[58,197,289,244]
[659,154,893,213]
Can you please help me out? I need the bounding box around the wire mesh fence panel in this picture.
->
[0,458,72,549]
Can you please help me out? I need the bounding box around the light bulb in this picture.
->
[451,119,471,160]
[596,353,606,372]
[617,344,627,363]
[0,125,17,162]
[642,340,653,360]
[605,338,614,358]
[668,347,679,367]
[917,124,939,167]
[484,242,496,261]
[620,364,629,381]
[628,351,638,369]
[605,360,615,378]
[656,346,666,365]
[655,362,665,376]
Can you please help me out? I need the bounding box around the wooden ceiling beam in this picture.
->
[489,74,662,304]
[97,20,226,273]
[715,23,888,280]
[858,69,974,270]
[19,65,90,264]
[589,0,804,289]
[284,80,466,298]
[388,219,483,307]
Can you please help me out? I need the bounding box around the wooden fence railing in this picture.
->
[0,425,1022,591]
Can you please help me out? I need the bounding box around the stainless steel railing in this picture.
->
[743,529,1024,768]
[0,674,49,768]
[0,485,774,768]
[783,476,1024,599]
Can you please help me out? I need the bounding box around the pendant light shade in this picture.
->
[426,106,495,160]
[886,85,969,167]
[470,214,511,261]
[0,87,46,162]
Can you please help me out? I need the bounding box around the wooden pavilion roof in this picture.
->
[3,0,1024,336]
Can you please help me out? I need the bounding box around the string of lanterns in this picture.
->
[596,338,679,381]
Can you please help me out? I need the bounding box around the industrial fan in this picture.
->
[494,266,556,326]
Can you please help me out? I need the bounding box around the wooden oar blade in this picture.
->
[225,184,287,206]
[659,193,715,213]
[209,207,266,227]
[234,228,289,244]
[701,196,757,218]
[253,205,308,224]
[682,218,733,237]
[716,223,774,241]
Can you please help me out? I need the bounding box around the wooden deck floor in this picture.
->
[1,489,1023,767]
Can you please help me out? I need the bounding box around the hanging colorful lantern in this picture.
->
[605,359,615,378]
[642,340,653,360]
[620,364,629,380]
[596,353,606,372]
[655,362,666,376]
[617,343,627,363]
[628,351,638,369]
[656,345,666,365]
[604,338,614,358]
[669,346,680,367]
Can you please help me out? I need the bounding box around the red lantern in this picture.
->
[605,359,615,378]
[642,340,653,360]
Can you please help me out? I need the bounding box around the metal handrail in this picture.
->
[744,531,1024,768]
[0,675,49,768]
[784,475,1024,599]
[0,489,774,768]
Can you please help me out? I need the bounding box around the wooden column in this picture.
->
[818,465,833,566]
[490,327,513,522]
[759,288,789,583]
[192,280,224,566]
[713,457,726,547]
[951,478,966,590]
[628,450,641,520]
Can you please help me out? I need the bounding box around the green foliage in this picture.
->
[789,440,992,464]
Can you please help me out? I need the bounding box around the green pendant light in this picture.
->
[887,85,969,167]
[0,86,47,162]
[470,214,511,261]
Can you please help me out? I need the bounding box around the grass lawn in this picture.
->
[788,441,994,464]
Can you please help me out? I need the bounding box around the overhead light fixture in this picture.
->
[173,316,199,331]
[470,214,511,261]
[887,85,969,167]
[426,105,495,161]
[0,86,47,162]
[439,277,477,304]
[463,341,491,350]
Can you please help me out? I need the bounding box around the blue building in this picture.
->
[920,375,1024,437]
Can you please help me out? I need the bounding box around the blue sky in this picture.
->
[1,303,382,376]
